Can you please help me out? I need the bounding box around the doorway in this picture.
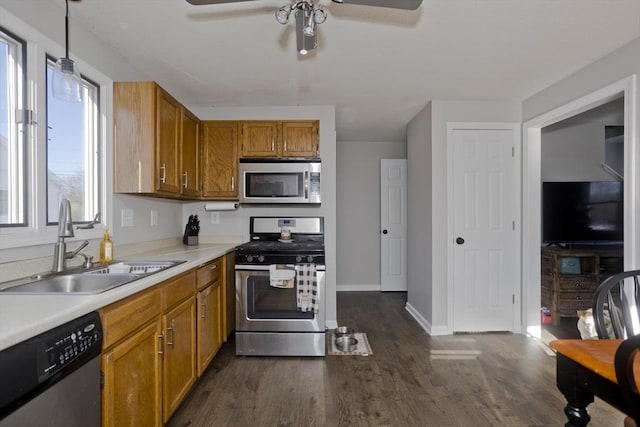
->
[522,76,637,338]
[539,99,625,339]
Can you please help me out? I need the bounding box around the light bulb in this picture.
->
[275,5,291,24]
[314,8,327,24]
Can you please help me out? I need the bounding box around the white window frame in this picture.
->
[0,9,113,250]
[0,27,26,226]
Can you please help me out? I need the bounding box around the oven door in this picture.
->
[236,264,325,332]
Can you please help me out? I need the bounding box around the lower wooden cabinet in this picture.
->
[162,297,197,421]
[99,255,226,425]
[101,319,163,427]
[196,279,223,375]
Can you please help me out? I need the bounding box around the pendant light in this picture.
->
[52,0,82,102]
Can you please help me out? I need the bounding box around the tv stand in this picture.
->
[541,246,623,325]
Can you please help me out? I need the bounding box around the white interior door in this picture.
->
[381,159,407,291]
[451,127,517,331]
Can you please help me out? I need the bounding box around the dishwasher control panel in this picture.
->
[38,314,102,381]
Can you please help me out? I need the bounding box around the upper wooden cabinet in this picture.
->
[240,120,319,158]
[180,109,201,197]
[113,81,201,198]
[201,121,238,199]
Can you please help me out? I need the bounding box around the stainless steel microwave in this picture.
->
[238,159,321,204]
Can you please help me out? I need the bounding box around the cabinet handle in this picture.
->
[231,176,235,191]
[159,163,166,184]
[158,332,164,355]
[574,282,583,288]
[271,139,275,152]
[182,171,188,188]
[201,300,207,319]
[167,321,174,348]
[284,139,287,152]
[210,264,217,271]
[575,296,582,301]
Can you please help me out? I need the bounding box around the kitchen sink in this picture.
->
[0,260,185,295]
[1,274,139,295]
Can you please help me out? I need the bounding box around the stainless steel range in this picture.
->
[235,216,325,356]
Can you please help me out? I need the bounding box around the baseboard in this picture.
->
[336,284,381,292]
[404,302,450,336]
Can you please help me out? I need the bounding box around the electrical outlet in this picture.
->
[150,210,158,226]
[121,209,134,227]
[210,212,220,224]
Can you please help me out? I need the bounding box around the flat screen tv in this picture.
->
[542,181,623,245]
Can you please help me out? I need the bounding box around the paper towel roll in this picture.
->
[204,202,239,211]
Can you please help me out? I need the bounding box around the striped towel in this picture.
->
[295,264,318,313]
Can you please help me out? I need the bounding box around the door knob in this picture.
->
[456,237,465,245]
[382,229,388,234]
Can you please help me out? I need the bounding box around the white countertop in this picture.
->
[0,243,237,351]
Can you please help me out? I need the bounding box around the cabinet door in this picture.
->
[196,279,223,375]
[201,121,239,198]
[102,319,163,427]
[281,120,319,157]
[180,109,200,197]
[156,87,181,194]
[240,121,279,157]
[163,297,197,421]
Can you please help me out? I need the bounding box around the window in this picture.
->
[46,57,100,225]
[0,27,26,226]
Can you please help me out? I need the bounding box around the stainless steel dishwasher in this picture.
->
[0,311,103,427]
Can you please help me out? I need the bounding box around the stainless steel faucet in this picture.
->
[52,199,91,272]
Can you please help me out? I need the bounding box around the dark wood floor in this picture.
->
[167,292,624,426]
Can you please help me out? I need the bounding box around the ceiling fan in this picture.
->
[185,0,423,55]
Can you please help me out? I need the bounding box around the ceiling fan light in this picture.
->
[296,8,317,55]
[275,5,291,24]
[313,8,327,24]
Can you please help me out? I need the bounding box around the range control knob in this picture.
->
[307,255,314,263]
[246,255,254,263]
[296,255,303,263]
[258,255,265,263]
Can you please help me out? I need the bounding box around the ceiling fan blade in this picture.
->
[331,0,422,10]
[186,0,256,5]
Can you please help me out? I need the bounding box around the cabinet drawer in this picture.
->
[100,288,162,350]
[557,276,597,292]
[163,271,196,310]
[196,258,222,291]
[557,292,593,316]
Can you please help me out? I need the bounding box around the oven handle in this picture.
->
[235,264,325,272]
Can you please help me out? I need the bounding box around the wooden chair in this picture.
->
[593,270,640,339]
[614,334,640,427]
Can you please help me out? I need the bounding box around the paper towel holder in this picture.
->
[204,202,239,211]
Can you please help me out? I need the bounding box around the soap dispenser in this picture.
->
[100,229,114,264]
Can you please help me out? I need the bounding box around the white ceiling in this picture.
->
[64,0,640,141]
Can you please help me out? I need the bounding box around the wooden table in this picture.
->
[550,339,640,426]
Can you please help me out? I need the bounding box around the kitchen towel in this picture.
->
[295,263,318,313]
[269,264,295,288]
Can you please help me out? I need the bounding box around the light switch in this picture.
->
[210,212,220,224]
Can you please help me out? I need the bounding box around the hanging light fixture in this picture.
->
[52,0,83,102]
[275,0,326,55]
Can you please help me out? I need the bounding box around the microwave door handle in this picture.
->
[304,171,309,199]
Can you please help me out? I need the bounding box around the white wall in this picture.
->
[406,103,433,330]
[522,37,640,336]
[542,98,624,181]
[335,140,406,291]
[406,101,521,335]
